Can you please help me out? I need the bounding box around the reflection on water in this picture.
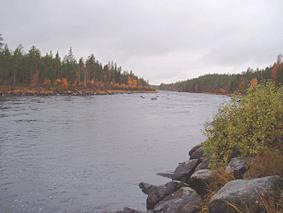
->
[0,91,229,212]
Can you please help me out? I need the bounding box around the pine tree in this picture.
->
[12,45,24,85]
[0,34,3,49]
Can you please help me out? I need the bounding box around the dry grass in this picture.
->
[201,190,283,213]
[245,149,283,179]
[199,164,283,213]
[225,194,283,213]
[200,168,234,213]
[259,195,283,213]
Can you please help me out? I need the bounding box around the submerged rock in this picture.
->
[115,207,142,213]
[157,160,199,181]
[156,172,174,179]
[189,169,215,196]
[209,176,283,213]
[152,187,201,213]
[139,181,182,210]
[225,157,248,179]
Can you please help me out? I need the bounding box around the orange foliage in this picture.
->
[61,78,68,89]
[272,55,282,85]
[272,63,280,84]
[127,77,138,87]
[250,78,258,89]
[54,78,68,89]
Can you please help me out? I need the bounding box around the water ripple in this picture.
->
[0,91,228,212]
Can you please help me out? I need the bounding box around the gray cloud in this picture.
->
[1,0,283,84]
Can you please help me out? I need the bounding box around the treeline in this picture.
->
[0,34,151,91]
[160,55,283,94]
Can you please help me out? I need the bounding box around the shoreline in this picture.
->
[114,143,283,213]
[159,89,233,96]
[0,86,156,97]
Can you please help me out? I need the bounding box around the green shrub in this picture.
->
[204,83,283,166]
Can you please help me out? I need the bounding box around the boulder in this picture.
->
[152,187,201,213]
[172,159,200,181]
[189,144,202,156]
[209,176,283,213]
[139,181,182,210]
[189,169,215,196]
[194,158,210,171]
[189,145,204,160]
[139,182,154,195]
[225,157,248,179]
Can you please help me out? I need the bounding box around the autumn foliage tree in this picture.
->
[272,54,282,85]
[160,55,283,94]
[0,35,151,90]
[250,78,258,90]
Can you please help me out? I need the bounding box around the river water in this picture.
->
[0,91,228,213]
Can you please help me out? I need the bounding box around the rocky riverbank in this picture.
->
[112,144,283,213]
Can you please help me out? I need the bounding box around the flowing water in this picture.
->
[0,91,229,213]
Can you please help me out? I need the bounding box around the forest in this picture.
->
[160,55,283,94]
[0,34,153,95]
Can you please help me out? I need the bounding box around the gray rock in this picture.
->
[189,144,202,156]
[195,158,210,171]
[189,145,204,160]
[189,169,215,196]
[225,157,248,179]
[139,181,182,210]
[156,172,174,179]
[172,159,200,181]
[139,182,154,195]
[152,187,201,213]
[209,176,283,213]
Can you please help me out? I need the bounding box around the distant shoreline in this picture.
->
[0,86,156,96]
[159,89,231,96]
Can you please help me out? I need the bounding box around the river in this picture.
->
[0,91,229,213]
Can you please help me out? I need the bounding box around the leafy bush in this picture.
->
[204,83,283,166]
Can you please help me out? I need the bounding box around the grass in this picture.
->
[245,149,283,179]
[200,168,234,213]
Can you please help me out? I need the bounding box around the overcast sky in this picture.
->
[1,0,283,84]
